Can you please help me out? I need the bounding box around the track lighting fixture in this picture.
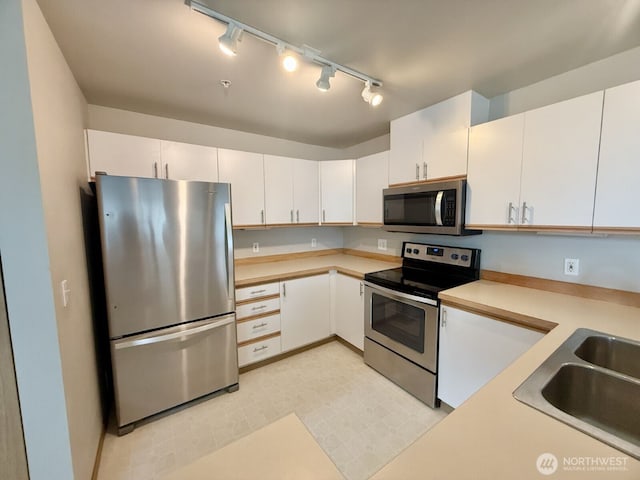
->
[218,22,243,56]
[188,1,383,103]
[316,65,336,92]
[361,81,383,106]
[277,44,298,72]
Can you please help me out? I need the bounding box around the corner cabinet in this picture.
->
[280,275,331,352]
[593,79,640,232]
[332,274,365,350]
[320,160,354,224]
[438,305,544,408]
[356,151,389,225]
[218,149,266,227]
[389,91,489,185]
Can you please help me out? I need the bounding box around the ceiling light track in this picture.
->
[187,0,383,103]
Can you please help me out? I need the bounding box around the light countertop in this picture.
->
[373,280,640,480]
[233,253,640,479]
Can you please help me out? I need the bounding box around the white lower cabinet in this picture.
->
[280,274,331,352]
[333,274,365,350]
[438,305,544,408]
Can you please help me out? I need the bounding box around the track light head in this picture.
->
[277,44,298,72]
[361,81,383,106]
[316,65,336,92]
[218,23,243,56]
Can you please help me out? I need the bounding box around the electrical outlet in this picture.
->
[252,242,259,253]
[564,258,579,276]
[311,238,317,248]
[377,239,387,251]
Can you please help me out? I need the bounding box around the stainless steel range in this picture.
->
[364,242,480,407]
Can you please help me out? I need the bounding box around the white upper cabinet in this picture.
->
[320,160,354,224]
[466,114,525,227]
[519,91,603,228]
[264,155,294,225]
[356,151,389,224]
[264,155,319,225]
[389,91,489,185]
[86,130,161,179]
[292,159,319,224]
[593,79,640,230]
[218,149,265,227]
[160,140,218,182]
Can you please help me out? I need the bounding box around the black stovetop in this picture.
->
[364,242,481,300]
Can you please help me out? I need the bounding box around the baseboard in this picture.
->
[91,423,107,480]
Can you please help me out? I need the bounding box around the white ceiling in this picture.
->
[36,0,640,148]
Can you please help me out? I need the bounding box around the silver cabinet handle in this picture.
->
[296,210,300,223]
[282,283,286,297]
[322,210,326,223]
[253,345,268,353]
[154,162,159,178]
[165,163,169,179]
[251,305,267,311]
[521,202,528,224]
[441,309,447,328]
[359,282,364,296]
[250,289,266,295]
[290,209,294,223]
[261,209,265,224]
[252,322,268,329]
[415,163,420,180]
[423,162,427,179]
[114,315,234,349]
[508,202,516,224]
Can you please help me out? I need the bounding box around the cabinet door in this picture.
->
[389,112,424,185]
[423,128,469,180]
[293,159,319,224]
[86,130,161,179]
[520,92,603,227]
[280,275,331,352]
[438,306,543,408]
[593,80,640,230]
[218,149,265,227]
[264,155,294,225]
[333,274,364,350]
[466,114,525,227]
[319,160,354,224]
[160,141,218,182]
[356,151,388,224]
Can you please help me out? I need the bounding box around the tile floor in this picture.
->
[98,341,447,480]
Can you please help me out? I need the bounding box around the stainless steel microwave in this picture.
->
[382,179,480,235]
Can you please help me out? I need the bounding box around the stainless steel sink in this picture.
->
[514,328,640,459]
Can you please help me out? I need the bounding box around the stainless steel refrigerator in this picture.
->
[95,175,238,434]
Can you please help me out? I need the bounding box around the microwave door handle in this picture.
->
[435,191,444,226]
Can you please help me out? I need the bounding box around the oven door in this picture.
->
[364,282,439,373]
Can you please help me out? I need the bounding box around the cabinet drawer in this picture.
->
[236,297,280,320]
[236,282,279,302]
[238,335,281,367]
[237,314,281,343]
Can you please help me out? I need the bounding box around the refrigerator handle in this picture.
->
[113,314,235,350]
[224,202,234,299]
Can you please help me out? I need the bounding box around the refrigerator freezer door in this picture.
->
[97,176,235,338]
[111,314,238,428]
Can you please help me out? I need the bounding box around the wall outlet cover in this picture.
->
[311,238,317,248]
[564,258,579,276]
[378,239,387,251]
[252,242,259,253]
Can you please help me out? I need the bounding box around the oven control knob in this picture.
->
[451,254,459,260]
[461,254,469,262]
[406,247,411,254]
[412,249,419,254]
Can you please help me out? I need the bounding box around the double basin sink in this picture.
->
[514,328,640,459]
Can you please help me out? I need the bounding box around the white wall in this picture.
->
[0,1,75,479]
[234,227,343,259]
[489,45,640,120]
[22,0,103,479]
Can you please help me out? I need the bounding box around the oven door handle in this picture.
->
[363,281,438,307]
